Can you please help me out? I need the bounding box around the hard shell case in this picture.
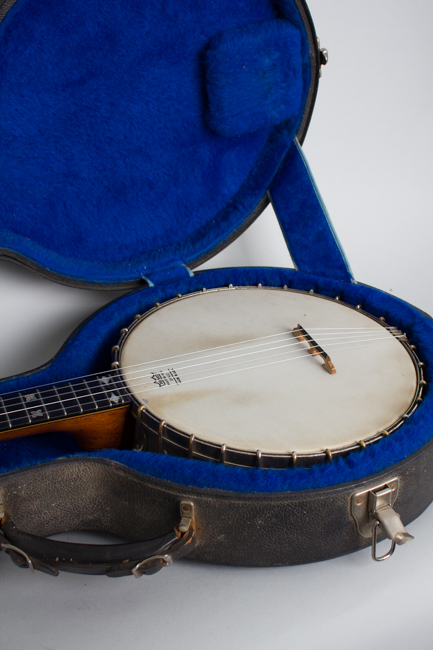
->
[0,0,432,576]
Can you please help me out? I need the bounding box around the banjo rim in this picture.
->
[114,286,424,469]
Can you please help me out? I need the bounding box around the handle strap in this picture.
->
[0,501,196,578]
[268,139,353,283]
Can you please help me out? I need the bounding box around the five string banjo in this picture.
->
[0,286,424,468]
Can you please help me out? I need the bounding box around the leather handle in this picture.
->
[0,506,196,578]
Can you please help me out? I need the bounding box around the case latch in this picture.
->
[317,38,329,77]
[350,478,414,562]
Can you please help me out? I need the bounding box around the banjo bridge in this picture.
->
[293,324,337,375]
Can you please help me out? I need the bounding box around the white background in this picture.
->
[1,1,433,648]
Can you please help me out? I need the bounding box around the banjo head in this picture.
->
[118,287,422,466]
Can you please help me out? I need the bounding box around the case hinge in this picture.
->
[317,38,328,77]
[178,501,195,533]
[142,263,194,287]
[350,478,414,562]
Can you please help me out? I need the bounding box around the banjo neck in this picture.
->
[0,373,132,449]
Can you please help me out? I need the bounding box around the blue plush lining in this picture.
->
[1,267,432,493]
[269,141,353,282]
[205,19,304,137]
[0,0,312,285]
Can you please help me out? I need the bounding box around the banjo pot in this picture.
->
[114,286,424,469]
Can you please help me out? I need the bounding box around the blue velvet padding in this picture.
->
[0,0,312,286]
[269,140,353,282]
[1,267,432,493]
[205,20,303,137]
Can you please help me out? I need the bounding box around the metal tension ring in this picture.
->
[351,478,414,562]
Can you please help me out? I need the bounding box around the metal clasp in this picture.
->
[317,38,329,77]
[132,553,173,578]
[131,501,195,578]
[351,478,414,562]
[1,492,35,572]
[1,542,35,572]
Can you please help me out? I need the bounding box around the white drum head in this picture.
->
[120,288,417,455]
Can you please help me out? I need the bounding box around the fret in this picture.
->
[52,385,67,416]
[19,389,49,425]
[69,383,83,413]
[54,383,83,416]
[68,381,84,413]
[72,380,98,413]
[1,394,33,428]
[0,396,12,431]
[82,378,98,409]
[88,377,112,409]
[19,392,32,424]
[36,389,50,419]
[28,387,65,421]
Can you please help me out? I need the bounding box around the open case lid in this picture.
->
[0,0,339,289]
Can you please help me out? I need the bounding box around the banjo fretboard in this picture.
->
[0,372,129,434]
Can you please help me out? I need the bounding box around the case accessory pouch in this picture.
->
[0,500,196,577]
[205,19,304,137]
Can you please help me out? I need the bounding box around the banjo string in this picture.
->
[0,326,394,399]
[116,329,403,382]
[132,335,407,396]
[1,333,406,417]
[113,326,393,378]
[0,326,402,400]
[119,333,406,392]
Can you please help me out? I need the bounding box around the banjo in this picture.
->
[0,286,424,469]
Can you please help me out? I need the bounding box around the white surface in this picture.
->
[1,1,433,648]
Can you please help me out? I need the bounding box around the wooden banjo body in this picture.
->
[116,286,423,469]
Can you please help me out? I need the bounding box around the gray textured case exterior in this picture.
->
[1,440,432,567]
